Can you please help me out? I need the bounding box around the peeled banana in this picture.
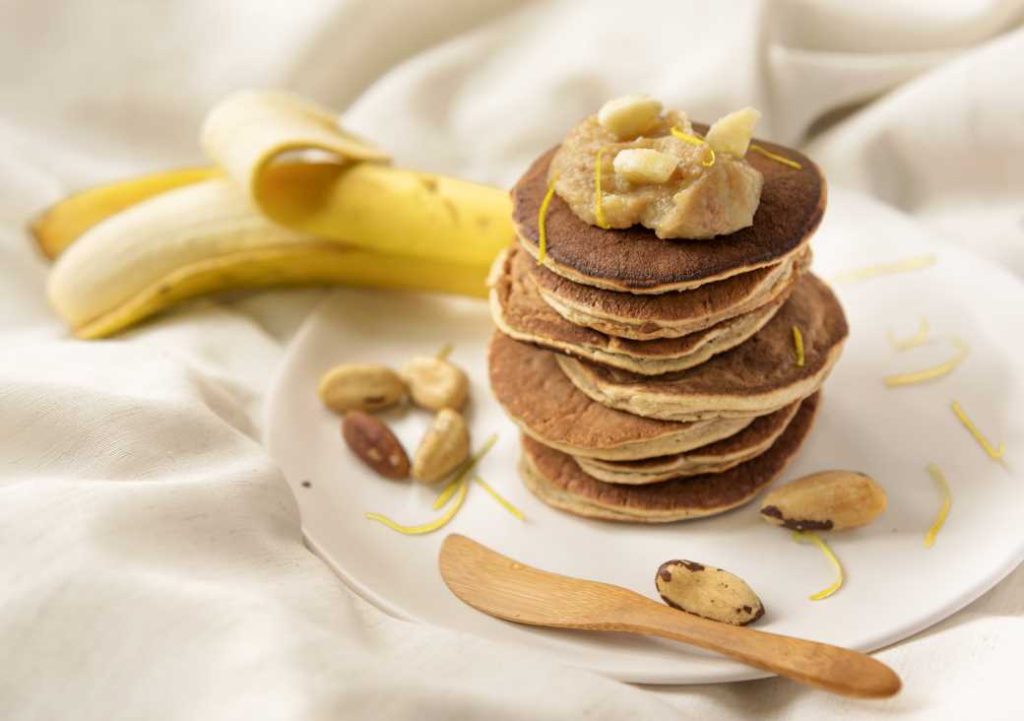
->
[37,90,514,338]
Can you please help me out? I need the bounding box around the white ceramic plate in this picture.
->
[264,189,1024,685]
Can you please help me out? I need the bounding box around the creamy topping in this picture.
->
[549,97,765,239]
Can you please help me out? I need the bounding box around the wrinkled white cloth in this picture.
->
[1,1,1022,719]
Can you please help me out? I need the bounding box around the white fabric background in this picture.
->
[2,1,1022,719]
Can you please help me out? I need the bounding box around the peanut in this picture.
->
[318,363,404,413]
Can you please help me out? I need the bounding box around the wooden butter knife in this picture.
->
[438,534,900,698]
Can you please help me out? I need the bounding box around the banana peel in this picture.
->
[48,177,496,338]
[73,243,492,340]
[31,166,219,259]
[36,90,514,338]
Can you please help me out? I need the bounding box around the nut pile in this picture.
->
[318,353,471,484]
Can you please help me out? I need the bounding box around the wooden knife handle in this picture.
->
[613,600,901,698]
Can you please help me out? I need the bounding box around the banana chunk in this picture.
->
[597,95,663,140]
[706,107,761,157]
[613,148,678,184]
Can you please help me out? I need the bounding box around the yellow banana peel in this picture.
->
[256,161,514,268]
[31,166,219,259]
[73,243,490,340]
[36,90,514,338]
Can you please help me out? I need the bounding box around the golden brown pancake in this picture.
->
[558,274,847,421]
[488,331,757,461]
[488,246,786,375]
[575,399,803,484]
[512,131,825,293]
[520,394,819,523]
[531,247,810,341]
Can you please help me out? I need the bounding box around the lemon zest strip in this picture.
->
[474,476,525,521]
[366,478,469,535]
[887,317,930,351]
[537,176,558,264]
[432,433,498,510]
[670,127,715,168]
[831,255,937,284]
[884,337,968,387]
[791,325,805,367]
[924,463,952,548]
[670,127,704,147]
[951,401,1006,461]
[458,433,499,478]
[701,145,716,168]
[593,148,610,229]
[793,531,844,600]
[749,144,802,170]
[436,432,499,506]
[432,476,462,510]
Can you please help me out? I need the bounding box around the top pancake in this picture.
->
[512,129,826,294]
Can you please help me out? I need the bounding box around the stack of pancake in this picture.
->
[487,136,848,523]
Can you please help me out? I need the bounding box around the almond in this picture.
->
[341,411,410,479]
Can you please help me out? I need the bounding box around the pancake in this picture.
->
[557,274,847,421]
[489,246,786,375]
[531,247,810,341]
[512,130,825,294]
[520,394,820,523]
[488,331,757,461]
[575,399,803,484]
